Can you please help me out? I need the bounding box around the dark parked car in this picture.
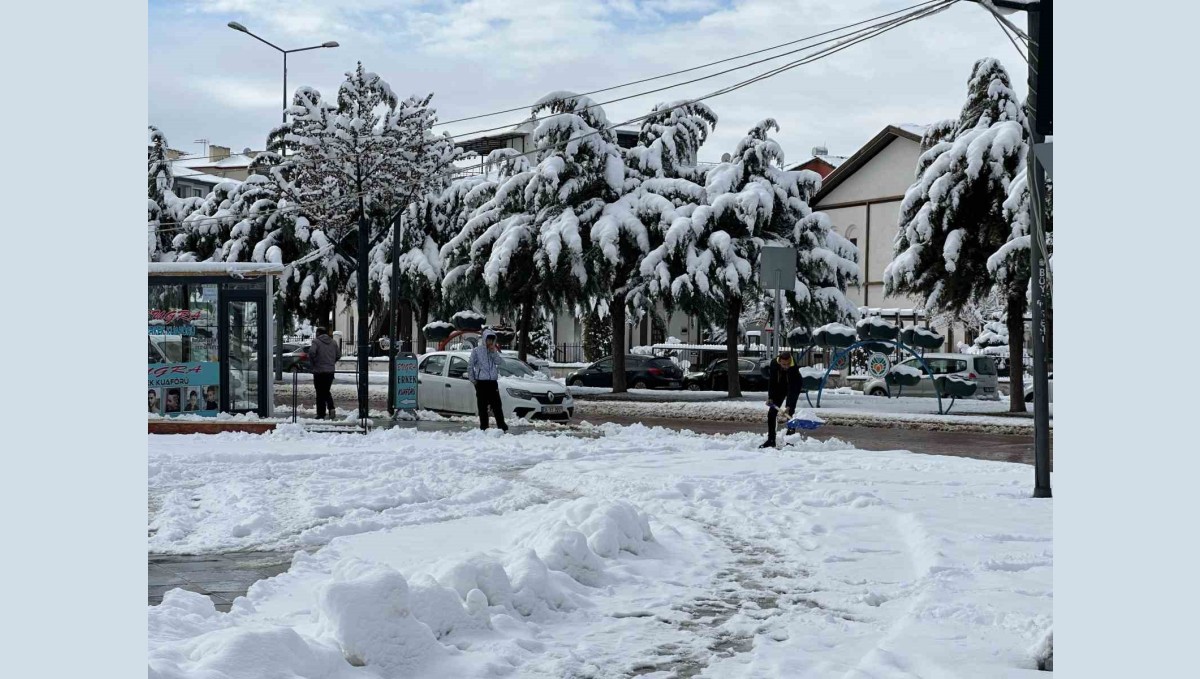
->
[279,343,311,373]
[683,358,770,391]
[566,355,684,389]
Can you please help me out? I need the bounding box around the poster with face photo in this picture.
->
[148,362,220,417]
[148,388,162,414]
[183,387,203,412]
[164,388,182,413]
[202,384,219,411]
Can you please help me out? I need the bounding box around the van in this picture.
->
[861,353,999,401]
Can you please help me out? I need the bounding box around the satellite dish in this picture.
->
[720,153,731,162]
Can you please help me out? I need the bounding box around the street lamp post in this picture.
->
[227,22,338,383]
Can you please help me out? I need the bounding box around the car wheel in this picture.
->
[570,378,584,387]
[633,380,649,389]
[686,382,701,391]
[869,387,888,397]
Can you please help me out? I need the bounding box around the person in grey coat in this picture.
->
[468,328,508,431]
[309,327,341,419]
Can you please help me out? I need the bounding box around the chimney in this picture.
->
[166,148,185,160]
[209,145,231,161]
[811,145,829,157]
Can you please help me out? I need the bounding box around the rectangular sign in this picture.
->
[394,353,419,410]
[148,362,219,418]
[759,246,796,289]
[148,324,196,336]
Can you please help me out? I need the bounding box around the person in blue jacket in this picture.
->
[469,329,509,432]
[760,350,802,448]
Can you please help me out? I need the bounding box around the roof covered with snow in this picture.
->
[812,125,928,205]
[148,262,283,277]
[169,162,229,185]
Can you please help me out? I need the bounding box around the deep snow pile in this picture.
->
[149,425,1051,677]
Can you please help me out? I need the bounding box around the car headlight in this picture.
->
[506,388,535,400]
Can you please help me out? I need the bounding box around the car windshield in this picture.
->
[498,357,536,377]
[648,358,676,369]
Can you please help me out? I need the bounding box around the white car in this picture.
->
[416,350,574,421]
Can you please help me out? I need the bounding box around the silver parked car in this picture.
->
[862,353,1000,401]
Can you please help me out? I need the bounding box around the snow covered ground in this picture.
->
[149,425,1052,677]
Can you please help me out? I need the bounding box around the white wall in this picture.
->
[816,135,929,315]
[818,137,919,206]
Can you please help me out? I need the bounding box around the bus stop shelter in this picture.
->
[148,262,282,418]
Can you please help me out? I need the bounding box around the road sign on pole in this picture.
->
[761,247,796,356]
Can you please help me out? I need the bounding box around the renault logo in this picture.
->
[547,391,554,401]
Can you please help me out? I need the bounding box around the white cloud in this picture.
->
[152,1,1027,164]
[193,77,288,110]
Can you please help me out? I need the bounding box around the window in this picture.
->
[498,357,536,377]
[420,354,446,376]
[738,359,756,371]
[594,358,613,371]
[973,356,997,375]
[849,238,858,248]
[925,358,968,375]
[448,356,469,379]
[711,360,727,372]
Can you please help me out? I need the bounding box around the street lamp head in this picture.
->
[323,41,340,48]
[227,21,249,33]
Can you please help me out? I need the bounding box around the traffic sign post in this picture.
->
[760,247,797,357]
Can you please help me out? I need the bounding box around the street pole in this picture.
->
[774,270,782,357]
[356,180,370,424]
[227,22,337,384]
[276,51,287,382]
[387,211,402,417]
[1027,1,1052,498]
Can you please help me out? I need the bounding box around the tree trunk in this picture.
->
[726,295,743,398]
[611,292,628,393]
[518,296,534,362]
[416,304,428,354]
[1006,292,1027,413]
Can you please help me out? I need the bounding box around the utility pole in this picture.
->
[387,210,403,416]
[356,175,370,424]
[1027,0,1052,498]
[978,0,1052,497]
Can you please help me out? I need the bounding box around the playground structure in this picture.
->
[788,318,978,415]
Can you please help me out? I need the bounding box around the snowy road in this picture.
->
[149,425,1052,678]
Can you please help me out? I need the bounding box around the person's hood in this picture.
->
[316,335,335,345]
[482,328,497,342]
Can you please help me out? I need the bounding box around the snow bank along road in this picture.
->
[149,424,1052,678]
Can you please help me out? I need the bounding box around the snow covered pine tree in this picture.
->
[593,100,716,392]
[147,126,200,262]
[883,58,1030,411]
[646,119,857,397]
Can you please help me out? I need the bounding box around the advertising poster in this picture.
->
[394,353,418,411]
[149,362,220,417]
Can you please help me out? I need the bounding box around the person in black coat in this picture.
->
[761,351,802,448]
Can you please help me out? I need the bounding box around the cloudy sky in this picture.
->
[148,0,1027,164]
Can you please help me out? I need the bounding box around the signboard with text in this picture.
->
[394,353,418,410]
[148,362,219,417]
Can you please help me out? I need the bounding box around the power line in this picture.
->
[153,0,949,166]
[435,0,948,127]
[992,12,1033,70]
[153,1,955,234]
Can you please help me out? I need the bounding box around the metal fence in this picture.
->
[554,343,586,364]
